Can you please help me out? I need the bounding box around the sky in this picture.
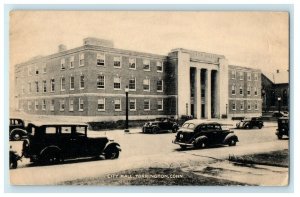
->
[10,11,289,74]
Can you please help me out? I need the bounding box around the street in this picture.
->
[9,122,289,185]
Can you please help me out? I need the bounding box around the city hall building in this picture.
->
[14,38,262,120]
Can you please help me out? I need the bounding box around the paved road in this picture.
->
[9,122,289,185]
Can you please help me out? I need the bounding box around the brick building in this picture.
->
[14,37,262,120]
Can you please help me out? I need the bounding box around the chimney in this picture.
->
[58,44,67,52]
[276,69,279,73]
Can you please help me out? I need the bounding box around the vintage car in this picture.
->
[9,118,29,141]
[276,117,289,139]
[22,123,121,164]
[142,118,179,134]
[236,117,264,129]
[272,111,288,118]
[173,120,239,149]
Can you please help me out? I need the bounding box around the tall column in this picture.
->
[214,70,220,118]
[205,69,212,119]
[195,68,201,119]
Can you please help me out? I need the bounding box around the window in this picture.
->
[28,82,31,93]
[80,75,85,89]
[231,70,236,79]
[69,56,74,68]
[254,101,258,110]
[42,63,47,73]
[129,78,136,91]
[144,99,150,111]
[129,99,136,111]
[50,79,55,92]
[129,58,136,69]
[70,76,75,90]
[114,77,121,90]
[61,59,65,70]
[97,75,105,89]
[59,100,65,111]
[240,101,244,110]
[247,73,251,81]
[61,77,66,91]
[254,87,258,96]
[114,56,121,68]
[157,99,163,111]
[114,99,121,111]
[50,100,54,111]
[43,80,47,93]
[35,81,39,92]
[143,79,150,91]
[21,85,25,94]
[79,53,85,66]
[239,72,244,80]
[97,98,105,111]
[232,101,236,111]
[28,101,32,110]
[35,101,39,110]
[157,61,163,72]
[97,53,105,66]
[254,73,258,81]
[239,86,243,95]
[157,80,163,92]
[247,85,251,96]
[35,66,39,75]
[69,99,74,112]
[79,98,84,111]
[143,59,150,71]
[247,102,251,110]
[231,85,236,95]
[42,100,46,110]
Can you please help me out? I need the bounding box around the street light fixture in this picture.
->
[277,97,281,113]
[124,86,130,133]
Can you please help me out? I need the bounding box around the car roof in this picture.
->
[183,120,220,126]
[28,123,88,127]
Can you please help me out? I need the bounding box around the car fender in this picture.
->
[223,133,239,144]
[40,146,62,157]
[194,136,208,145]
[103,142,121,153]
[10,128,28,138]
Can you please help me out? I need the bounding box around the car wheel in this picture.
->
[228,139,236,146]
[277,134,283,140]
[258,124,263,129]
[152,127,159,134]
[11,132,22,141]
[105,147,119,159]
[245,124,250,129]
[172,127,178,133]
[195,141,206,149]
[41,151,60,165]
[10,160,18,169]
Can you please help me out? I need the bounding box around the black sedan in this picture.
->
[236,117,264,129]
[142,118,179,134]
[173,120,239,149]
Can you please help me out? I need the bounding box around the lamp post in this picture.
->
[124,86,129,133]
[226,104,228,119]
[277,97,281,114]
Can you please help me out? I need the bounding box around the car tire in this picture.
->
[228,139,237,146]
[10,131,22,141]
[40,151,61,165]
[195,141,206,149]
[172,127,178,133]
[105,147,120,159]
[277,134,283,140]
[152,127,159,134]
[180,145,187,150]
[258,124,263,129]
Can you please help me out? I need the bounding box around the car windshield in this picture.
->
[182,123,195,129]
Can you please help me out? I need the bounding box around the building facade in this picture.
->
[14,38,262,120]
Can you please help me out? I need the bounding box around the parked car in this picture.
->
[276,117,289,139]
[236,117,264,129]
[173,120,239,149]
[142,118,179,134]
[9,118,29,141]
[22,123,121,164]
[272,111,288,118]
